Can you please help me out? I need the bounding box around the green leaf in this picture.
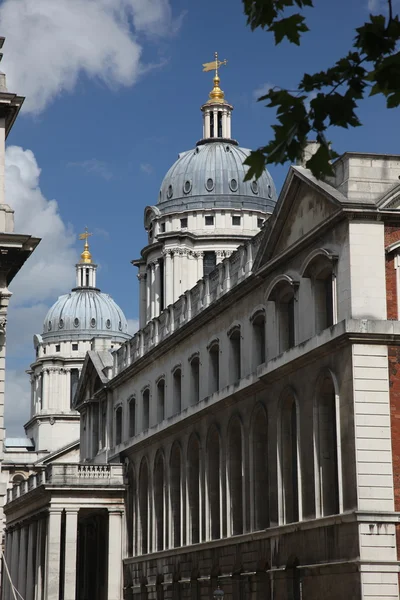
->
[269,14,309,44]
[305,144,335,179]
[243,151,267,181]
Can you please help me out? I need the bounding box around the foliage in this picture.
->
[242,0,400,179]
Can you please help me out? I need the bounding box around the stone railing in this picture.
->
[6,463,125,503]
[115,234,262,376]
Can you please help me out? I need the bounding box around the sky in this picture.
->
[2,0,398,435]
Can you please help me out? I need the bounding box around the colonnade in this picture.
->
[202,106,232,139]
[2,507,123,600]
[139,250,205,327]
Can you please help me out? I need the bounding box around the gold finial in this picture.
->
[202,51,227,103]
[78,226,93,264]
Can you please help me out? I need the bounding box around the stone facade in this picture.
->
[4,73,400,600]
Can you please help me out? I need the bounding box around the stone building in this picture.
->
[0,36,40,549]
[1,234,130,491]
[3,62,400,600]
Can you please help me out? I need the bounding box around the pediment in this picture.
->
[256,168,343,268]
[377,182,400,209]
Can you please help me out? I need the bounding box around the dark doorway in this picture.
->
[76,509,108,600]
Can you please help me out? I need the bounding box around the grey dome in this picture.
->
[42,289,130,342]
[158,142,277,215]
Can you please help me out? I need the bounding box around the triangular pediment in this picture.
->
[255,167,344,268]
[377,182,400,209]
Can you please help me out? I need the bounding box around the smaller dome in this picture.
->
[43,289,130,342]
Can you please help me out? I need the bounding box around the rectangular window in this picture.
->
[161,222,166,233]
[55,344,60,352]
[143,389,150,430]
[129,399,136,438]
[232,215,241,226]
[180,217,188,228]
[203,251,216,277]
[257,218,264,228]
[157,380,165,422]
[205,215,214,226]
[72,343,78,351]
[173,368,182,414]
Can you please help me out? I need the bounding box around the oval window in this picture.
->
[59,319,64,329]
[106,319,111,329]
[183,180,192,194]
[268,184,272,198]
[119,321,122,331]
[230,178,238,192]
[90,318,96,328]
[167,185,173,199]
[48,321,52,331]
[74,318,79,328]
[251,180,259,194]
[206,178,214,192]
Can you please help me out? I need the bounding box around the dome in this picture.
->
[157,142,277,215]
[42,289,130,342]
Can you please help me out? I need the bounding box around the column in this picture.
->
[26,521,37,600]
[204,109,210,138]
[17,525,28,598]
[42,369,48,410]
[146,266,151,323]
[107,510,123,600]
[154,260,161,318]
[202,112,205,138]
[197,252,204,281]
[164,251,173,307]
[150,262,156,319]
[10,528,20,595]
[35,518,44,600]
[173,251,180,303]
[213,111,218,138]
[64,510,78,600]
[3,529,13,600]
[222,110,227,138]
[227,112,232,138]
[44,510,62,600]
[138,273,147,329]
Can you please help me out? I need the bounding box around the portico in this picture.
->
[2,464,125,600]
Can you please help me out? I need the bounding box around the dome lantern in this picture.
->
[200,52,233,143]
[76,227,97,289]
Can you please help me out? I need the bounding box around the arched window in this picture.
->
[228,417,244,535]
[142,388,150,430]
[170,443,182,548]
[115,406,123,445]
[268,278,296,354]
[157,379,165,423]
[139,459,150,554]
[12,474,25,484]
[187,435,201,544]
[228,326,241,383]
[315,373,339,516]
[189,354,200,404]
[154,452,165,551]
[251,310,266,368]
[252,405,269,530]
[126,462,136,556]
[279,391,300,524]
[208,341,220,395]
[172,367,182,415]
[128,397,136,438]
[302,251,336,334]
[207,426,221,540]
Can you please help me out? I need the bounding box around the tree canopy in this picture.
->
[243,0,400,180]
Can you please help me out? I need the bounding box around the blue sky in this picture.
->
[3,0,398,433]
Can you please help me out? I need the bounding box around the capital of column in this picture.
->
[137,272,147,281]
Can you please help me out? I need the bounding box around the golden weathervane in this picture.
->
[79,226,93,264]
[202,52,228,103]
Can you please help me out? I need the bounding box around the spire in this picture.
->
[75,227,98,289]
[200,51,234,143]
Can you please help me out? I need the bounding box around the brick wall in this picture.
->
[384,225,400,319]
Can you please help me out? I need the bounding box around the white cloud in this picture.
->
[0,0,179,114]
[67,159,113,181]
[6,146,78,304]
[140,162,153,175]
[253,82,275,101]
